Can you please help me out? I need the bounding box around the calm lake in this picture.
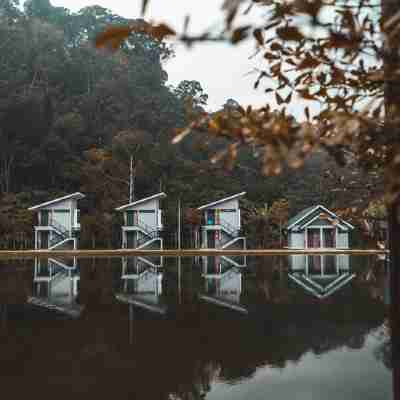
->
[0,255,393,400]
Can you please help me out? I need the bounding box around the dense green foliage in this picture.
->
[0,0,381,249]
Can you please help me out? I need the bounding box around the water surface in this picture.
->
[0,255,392,399]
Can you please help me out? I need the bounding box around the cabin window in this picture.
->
[53,210,70,229]
[221,209,236,212]
[307,228,320,248]
[139,210,155,213]
[40,210,50,226]
[126,211,135,226]
[323,229,336,248]
[307,227,336,248]
[76,210,80,224]
[206,210,216,225]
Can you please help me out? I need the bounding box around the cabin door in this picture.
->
[126,211,135,226]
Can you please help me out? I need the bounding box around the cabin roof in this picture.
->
[197,192,246,210]
[286,205,354,230]
[115,192,166,211]
[28,192,85,211]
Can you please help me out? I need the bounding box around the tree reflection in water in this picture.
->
[0,255,392,400]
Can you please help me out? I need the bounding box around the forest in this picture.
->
[0,0,384,249]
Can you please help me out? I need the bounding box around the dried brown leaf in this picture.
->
[253,28,264,46]
[276,26,304,42]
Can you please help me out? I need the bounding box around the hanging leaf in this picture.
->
[327,32,354,49]
[305,106,310,121]
[270,42,282,51]
[253,28,264,46]
[297,55,321,70]
[271,62,281,75]
[331,67,346,83]
[231,26,251,43]
[276,26,304,42]
[264,52,280,60]
[150,23,176,41]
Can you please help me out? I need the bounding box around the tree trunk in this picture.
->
[389,202,400,399]
[0,155,13,194]
[382,0,400,397]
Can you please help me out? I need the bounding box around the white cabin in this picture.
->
[286,204,354,272]
[28,192,85,250]
[197,192,246,250]
[116,192,166,251]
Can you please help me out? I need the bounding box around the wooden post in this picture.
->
[178,255,182,305]
[129,155,134,203]
[178,198,181,250]
[178,199,182,303]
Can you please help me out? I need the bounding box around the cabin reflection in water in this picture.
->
[29,257,83,317]
[288,254,355,299]
[116,257,166,315]
[199,255,247,314]
[200,253,246,277]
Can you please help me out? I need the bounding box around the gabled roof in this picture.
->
[286,205,354,230]
[286,206,315,229]
[115,192,166,211]
[28,192,85,211]
[197,192,246,211]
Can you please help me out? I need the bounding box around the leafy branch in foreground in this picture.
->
[94,0,400,203]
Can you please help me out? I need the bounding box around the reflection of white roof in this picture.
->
[28,192,85,211]
[197,192,246,210]
[115,192,166,211]
[288,272,356,299]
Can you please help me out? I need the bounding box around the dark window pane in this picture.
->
[307,228,320,248]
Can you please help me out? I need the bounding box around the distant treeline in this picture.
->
[0,0,382,249]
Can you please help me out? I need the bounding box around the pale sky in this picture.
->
[41,0,294,112]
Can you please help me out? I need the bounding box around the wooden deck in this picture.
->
[0,248,389,259]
